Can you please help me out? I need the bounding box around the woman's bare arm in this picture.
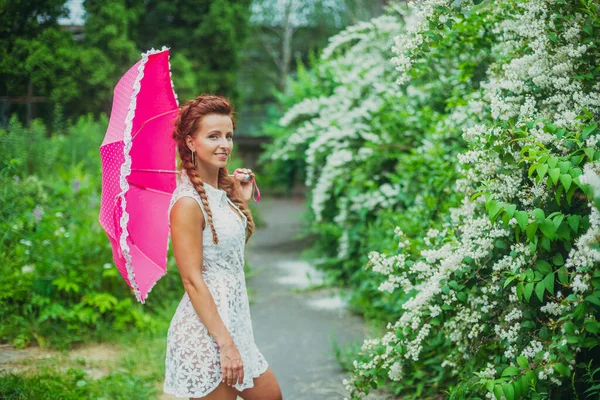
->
[170,197,244,385]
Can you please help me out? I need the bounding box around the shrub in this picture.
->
[262,0,600,398]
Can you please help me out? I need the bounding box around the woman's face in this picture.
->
[186,113,234,169]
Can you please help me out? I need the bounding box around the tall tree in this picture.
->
[249,0,347,91]
[81,0,139,113]
[130,0,252,104]
[0,0,78,124]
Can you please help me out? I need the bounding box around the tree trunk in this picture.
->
[279,0,294,92]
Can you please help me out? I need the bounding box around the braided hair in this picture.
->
[172,94,255,244]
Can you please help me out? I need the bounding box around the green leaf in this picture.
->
[541,236,551,251]
[532,208,545,221]
[514,379,523,399]
[494,385,503,400]
[585,148,595,160]
[528,163,538,177]
[558,161,571,174]
[544,123,557,133]
[526,269,535,282]
[495,239,508,249]
[524,282,534,302]
[526,221,538,241]
[536,260,552,275]
[522,320,536,329]
[583,337,598,348]
[584,319,599,334]
[552,253,564,266]
[567,334,580,344]
[554,363,571,377]
[487,200,502,221]
[504,204,517,218]
[548,168,561,184]
[557,267,569,284]
[517,356,529,369]
[585,295,600,307]
[540,219,557,238]
[539,326,551,340]
[502,366,520,377]
[564,321,575,334]
[543,273,555,295]
[515,211,529,231]
[502,383,515,400]
[555,184,564,205]
[560,174,572,191]
[537,164,548,180]
[535,281,545,302]
[552,214,564,230]
[582,121,598,140]
[504,276,517,288]
[568,215,580,232]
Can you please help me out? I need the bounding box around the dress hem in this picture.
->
[163,362,269,399]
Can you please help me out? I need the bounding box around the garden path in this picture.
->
[240,195,390,400]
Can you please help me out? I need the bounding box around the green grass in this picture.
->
[0,301,177,399]
[0,367,158,400]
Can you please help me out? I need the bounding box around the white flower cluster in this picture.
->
[564,204,600,295]
[391,0,474,85]
[521,340,543,360]
[491,243,532,281]
[311,148,354,221]
[484,1,600,128]
[346,1,600,393]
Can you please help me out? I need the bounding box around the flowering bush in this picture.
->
[260,6,480,307]
[263,0,600,398]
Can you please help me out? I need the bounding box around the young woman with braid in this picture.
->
[163,95,282,400]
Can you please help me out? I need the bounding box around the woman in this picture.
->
[163,95,282,400]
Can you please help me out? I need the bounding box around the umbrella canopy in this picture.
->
[99,47,179,303]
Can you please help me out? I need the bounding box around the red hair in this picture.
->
[172,94,254,244]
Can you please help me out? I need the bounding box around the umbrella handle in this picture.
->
[231,173,261,202]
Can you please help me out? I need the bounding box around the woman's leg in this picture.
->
[237,368,282,400]
[192,382,238,400]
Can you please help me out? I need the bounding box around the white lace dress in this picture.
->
[163,171,268,398]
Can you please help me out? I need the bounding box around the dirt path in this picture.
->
[245,196,386,400]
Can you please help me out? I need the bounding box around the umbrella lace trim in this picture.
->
[118,46,175,303]
[144,47,180,302]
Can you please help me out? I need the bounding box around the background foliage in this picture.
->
[0,115,187,349]
[260,0,600,398]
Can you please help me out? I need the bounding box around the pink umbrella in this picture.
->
[99,47,179,303]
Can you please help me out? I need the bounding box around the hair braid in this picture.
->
[183,156,220,244]
[217,168,255,243]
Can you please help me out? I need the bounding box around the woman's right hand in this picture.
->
[219,341,244,386]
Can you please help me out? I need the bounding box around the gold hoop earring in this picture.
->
[192,150,196,167]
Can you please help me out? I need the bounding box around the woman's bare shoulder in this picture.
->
[170,196,205,230]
